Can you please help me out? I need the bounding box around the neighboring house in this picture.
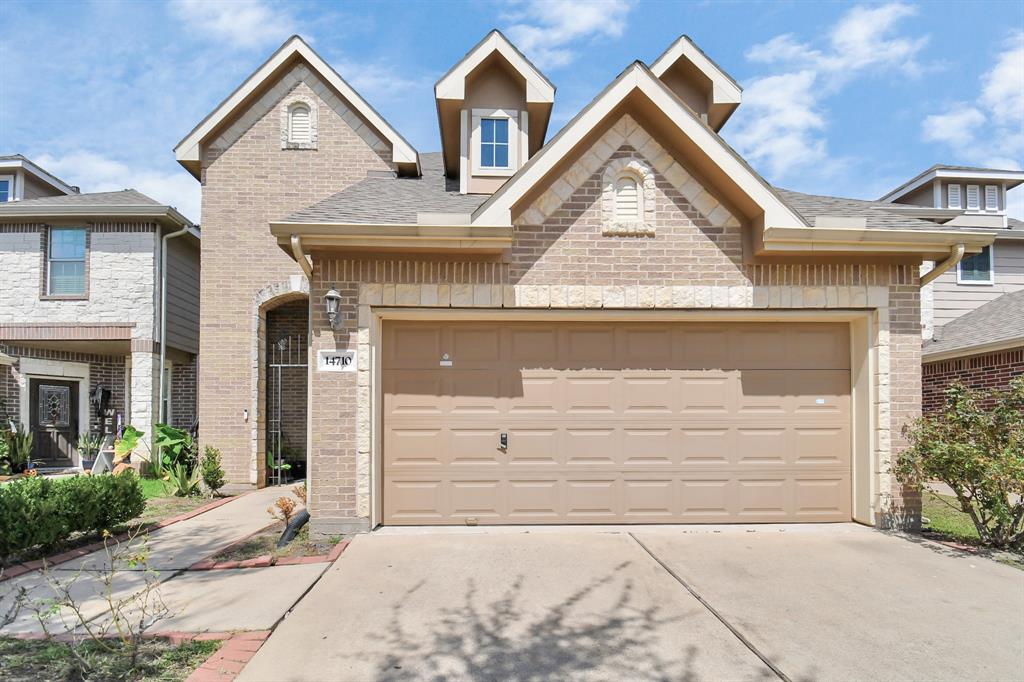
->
[877,166,1024,409]
[176,32,998,534]
[0,158,200,470]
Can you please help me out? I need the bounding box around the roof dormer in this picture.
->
[879,165,1024,228]
[649,36,742,132]
[435,30,555,194]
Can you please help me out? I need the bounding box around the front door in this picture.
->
[29,379,79,466]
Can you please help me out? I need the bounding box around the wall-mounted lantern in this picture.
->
[324,289,342,328]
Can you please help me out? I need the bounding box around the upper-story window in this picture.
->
[480,118,510,168]
[958,244,994,285]
[47,227,87,296]
[0,175,12,202]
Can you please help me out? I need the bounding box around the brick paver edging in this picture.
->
[189,534,350,570]
[0,492,253,582]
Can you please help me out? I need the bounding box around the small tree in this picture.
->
[200,446,225,496]
[895,377,1024,548]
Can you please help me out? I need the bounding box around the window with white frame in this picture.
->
[471,109,518,175]
[966,184,981,211]
[958,244,994,284]
[985,185,1000,212]
[947,184,961,209]
[0,175,12,202]
[47,227,87,296]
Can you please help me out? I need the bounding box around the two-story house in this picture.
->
[877,166,1024,410]
[0,156,200,470]
[176,31,1001,535]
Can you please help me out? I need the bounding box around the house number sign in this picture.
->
[317,350,357,372]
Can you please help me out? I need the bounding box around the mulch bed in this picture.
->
[190,524,348,570]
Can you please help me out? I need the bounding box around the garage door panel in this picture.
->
[383,321,852,525]
[386,324,442,369]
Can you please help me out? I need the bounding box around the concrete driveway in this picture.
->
[239,524,1024,682]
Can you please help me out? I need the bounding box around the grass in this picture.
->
[140,478,171,499]
[922,491,1024,570]
[0,637,220,682]
[212,524,344,562]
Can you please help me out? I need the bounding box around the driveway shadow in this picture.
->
[372,561,714,682]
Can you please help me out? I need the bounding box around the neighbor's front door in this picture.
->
[29,379,79,465]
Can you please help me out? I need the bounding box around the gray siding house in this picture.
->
[0,156,199,469]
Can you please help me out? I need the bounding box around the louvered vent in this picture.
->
[290,104,311,144]
[985,185,999,212]
[947,184,961,209]
[615,177,639,219]
[966,184,980,211]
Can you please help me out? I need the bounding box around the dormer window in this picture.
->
[280,94,317,150]
[0,175,12,202]
[471,109,518,176]
[289,103,311,144]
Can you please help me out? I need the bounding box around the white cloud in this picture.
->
[729,3,928,179]
[36,152,201,224]
[921,30,1024,190]
[168,0,296,50]
[504,0,633,70]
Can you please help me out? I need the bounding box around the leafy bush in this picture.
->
[0,470,145,562]
[167,463,201,497]
[4,423,33,471]
[896,378,1024,548]
[153,424,196,474]
[200,447,225,495]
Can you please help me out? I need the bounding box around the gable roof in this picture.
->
[174,35,419,179]
[283,153,486,225]
[648,35,742,131]
[0,188,194,230]
[0,154,78,195]
[435,30,555,104]
[924,289,1024,360]
[471,61,805,229]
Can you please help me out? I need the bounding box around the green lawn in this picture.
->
[0,637,219,682]
[922,492,980,544]
[139,477,172,499]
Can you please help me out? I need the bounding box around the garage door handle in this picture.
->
[499,432,508,450]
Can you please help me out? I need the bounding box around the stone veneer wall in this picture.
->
[304,258,921,534]
[923,348,1024,412]
[199,69,394,486]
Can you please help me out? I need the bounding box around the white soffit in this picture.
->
[472,63,804,229]
[174,35,419,172]
[650,35,742,107]
[879,167,1024,203]
[435,30,555,104]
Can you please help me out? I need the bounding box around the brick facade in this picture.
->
[923,348,1024,412]
[198,73,393,485]
[171,355,198,430]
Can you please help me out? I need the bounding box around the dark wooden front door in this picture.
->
[30,379,79,466]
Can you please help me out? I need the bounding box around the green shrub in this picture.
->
[0,470,145,562]
[200,446,225,494]
[896,377,1024,548]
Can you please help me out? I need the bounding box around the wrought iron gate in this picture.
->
[267,333,307,487]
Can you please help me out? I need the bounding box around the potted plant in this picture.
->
[77,431,102,471]
[6,423,33,474]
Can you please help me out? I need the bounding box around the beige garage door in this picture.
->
[383,320,851,525]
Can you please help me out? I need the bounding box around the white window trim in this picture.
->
[471,108,518,177]
[957,244,995,285]
[0,174,14,202]
[47,226,87,297]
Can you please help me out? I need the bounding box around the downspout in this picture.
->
[920,243,965,288]
[158,225,191,427]
[290,234,313,278]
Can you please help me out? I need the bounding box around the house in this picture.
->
[176,31,999,535]
[0,156,199,469]
[874,166,1024,408]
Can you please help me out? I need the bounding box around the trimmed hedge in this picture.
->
[0,470,145,562]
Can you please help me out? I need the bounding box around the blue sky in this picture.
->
[1,0,1021,223]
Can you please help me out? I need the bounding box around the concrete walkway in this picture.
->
[1,485,327,635]
[240,524,1024,682]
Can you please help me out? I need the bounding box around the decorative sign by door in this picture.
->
[317,349,357,372]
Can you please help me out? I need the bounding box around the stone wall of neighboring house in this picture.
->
[0,223,157,339]
[198,67,394,486]
[299,113,923,534]
[923,348,1024,412]
[0,344,127,437]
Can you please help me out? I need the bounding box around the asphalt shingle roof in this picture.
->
[774,188,953,231]
[0,189,162,208]
[284,153,486,224]
[925,288,1024,357]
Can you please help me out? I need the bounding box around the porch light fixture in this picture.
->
[324,289,342,328]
